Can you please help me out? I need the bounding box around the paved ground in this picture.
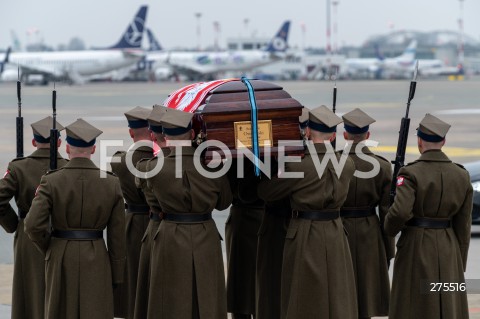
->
[0,79,479,318]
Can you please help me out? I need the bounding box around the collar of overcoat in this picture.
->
[28,148,63,159]
[166,146,196,157]
[346,143,374,155]
[305,143,334,155]
[63,157,98,170]
[416,149,451,163]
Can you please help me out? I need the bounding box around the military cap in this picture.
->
[342,108,375,134]
[299,108,309,129]
[124,106,151,128]
[417,113,451,142]
[160,108,194,136]
[147,105,168,133]
[308,105,342,133]
[31,116,65,143]
[65,119,103,147]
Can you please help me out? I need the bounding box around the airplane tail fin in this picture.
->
[147,29,163,51]
[374,43,384,61]
[0,47,11,74]
[109,5,148,49]
[11,30,22,52]
[398,40,417,62]
[265,21,291,53]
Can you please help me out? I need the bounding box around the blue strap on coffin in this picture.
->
[240,77,261,177]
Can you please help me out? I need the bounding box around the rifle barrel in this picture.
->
[49,88,58,171]
[16,79,23,158]
[390,64,419,204]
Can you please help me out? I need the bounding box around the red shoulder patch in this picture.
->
[3,169,10,179]
[396,176,405,186]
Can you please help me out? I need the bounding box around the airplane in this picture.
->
[1,6,148,85]
[418,62,464,77]
[344,40,417,79]
[144,29,175,81]
[161,21,291,80]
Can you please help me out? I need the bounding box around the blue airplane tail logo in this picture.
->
[0,47,11,74]
[265,21,290,53]
[374,43,384,61]
[147,29,163,51]
[110,6,148,49]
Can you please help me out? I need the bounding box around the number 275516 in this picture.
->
[430,283,466,292]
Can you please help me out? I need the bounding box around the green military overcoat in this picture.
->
[255,198,290,319]
[24,157,126,319]
[385,150,472,319]
[146,146,232,319]
[226,161,263,315]
[258,143,358,319]
[110,145,153,319]
[341,145,393,317]
[0,149,67,319]
[133,150,168,319]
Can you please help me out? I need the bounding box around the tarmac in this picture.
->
[0,79,479,318]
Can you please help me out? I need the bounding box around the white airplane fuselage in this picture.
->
[8,50,142,77]
[143,50,280,75]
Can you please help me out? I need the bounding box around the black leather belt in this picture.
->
[149,212,162,222]
[52,230,103,240]
[126,203,150,214]
[406,217,451,229]
[18,210,28,219]
[340,207,376,218]
[293,210,340,221]
[161,212,212,223]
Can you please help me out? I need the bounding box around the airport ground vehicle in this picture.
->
[465,160,480,224]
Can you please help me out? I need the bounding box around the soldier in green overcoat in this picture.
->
[226,160,263,319]
[133,105,169,319]
[0,117,67,319]
[146,108,232,319]
[258,106,358,319]
[255,107,309,319]
[25,119,126,319]
[110,106,154,319]
[385,114,472,319]
[340,108,394,319]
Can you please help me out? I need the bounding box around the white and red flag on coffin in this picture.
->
[163,79,236,113]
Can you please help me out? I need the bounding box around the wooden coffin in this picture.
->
[169,79,305,158]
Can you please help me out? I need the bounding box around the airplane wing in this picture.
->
[167,63,207,80]
[15,62,65,78]
[13,59,88,84]
[165,52,214,77]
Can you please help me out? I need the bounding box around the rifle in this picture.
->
[49,83,59,171]
[332,72,337,150]
[390,60,419,205]
[16,67,23,158]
